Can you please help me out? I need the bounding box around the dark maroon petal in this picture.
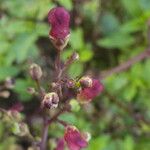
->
[48,7,70,40]
[50,26,70,39]
[48,7,70,27]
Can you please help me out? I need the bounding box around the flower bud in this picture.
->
[48,7,70,51]
[42,92,59,109]
[79,76,93,88]
[29,63,42,80]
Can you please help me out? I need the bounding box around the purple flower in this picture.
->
[64,126,88,150]
[77,79,103,103]
[48,7,70,40]
[55,138,65,150]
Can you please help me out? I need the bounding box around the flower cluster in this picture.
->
[28,6,104,150]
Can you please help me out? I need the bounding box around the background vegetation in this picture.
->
[0,0,150,149]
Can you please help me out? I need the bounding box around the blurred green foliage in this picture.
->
[0,0,150,149]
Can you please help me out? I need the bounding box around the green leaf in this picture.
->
[10,33,37,63]
[104,74,128,92]
[142,60,150,84]
[98,33,135,49]
[68,62,83,78]
[120,0,142,17]
[139,0,150,11]
[123,136,134,150]
[0,66,19,81]
[122,84,137,101]
[58,113,77,125]
[70,28,84,50]
[69,99,80,112]
[58,0,73,10]
[79,48,93,62]
[100,13,120,35]
[14,78,34,101]
[88,135,109,150]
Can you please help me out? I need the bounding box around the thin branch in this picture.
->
[100,49,150,79]
[56,118,68,127]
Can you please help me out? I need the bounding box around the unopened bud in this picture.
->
[79,76,93,88]
[29,63,42,80]
[42,92,59,109]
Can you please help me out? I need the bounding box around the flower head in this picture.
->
[77,79,103,103]
[64,126,88,150]
[48,7,70,50]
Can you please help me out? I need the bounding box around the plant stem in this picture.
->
[40,118,49,150]
[35,79,45,98]
[55,51,62,81]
